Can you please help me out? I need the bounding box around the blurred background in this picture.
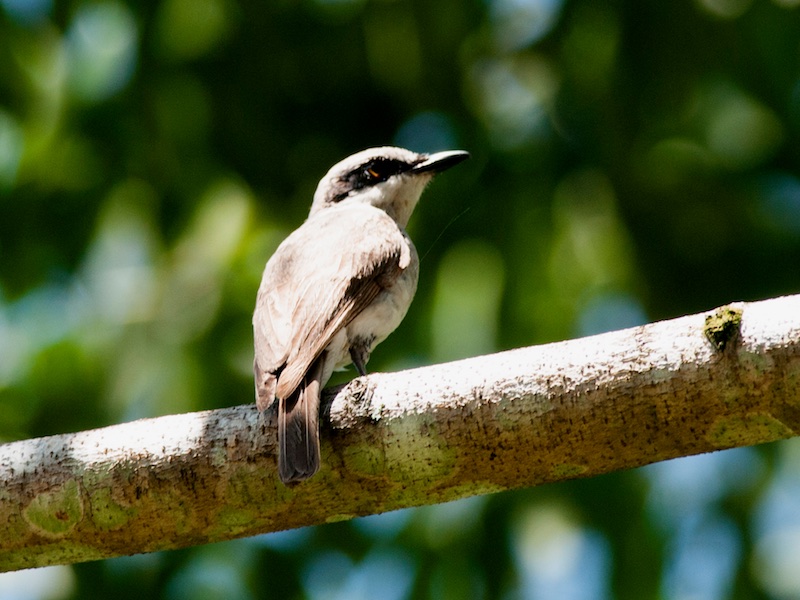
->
[1,0,800,598]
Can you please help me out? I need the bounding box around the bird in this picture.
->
[253,146,470,484]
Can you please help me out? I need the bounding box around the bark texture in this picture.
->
[1,295,799,571]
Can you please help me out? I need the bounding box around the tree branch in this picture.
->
[2,295,799,571]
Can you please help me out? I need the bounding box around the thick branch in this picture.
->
[2,295,799,571]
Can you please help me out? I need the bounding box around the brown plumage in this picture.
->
[253,147,469,483]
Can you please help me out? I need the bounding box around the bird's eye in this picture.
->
[364,166,386,182]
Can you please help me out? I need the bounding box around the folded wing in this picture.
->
[253,205,411,408]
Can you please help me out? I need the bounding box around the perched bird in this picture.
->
[253,146,469,484]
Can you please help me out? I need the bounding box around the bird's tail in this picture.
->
[277,356,323,484]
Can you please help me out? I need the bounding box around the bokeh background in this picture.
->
[2,0,800,598]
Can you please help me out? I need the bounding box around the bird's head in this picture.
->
[310,146,469,227]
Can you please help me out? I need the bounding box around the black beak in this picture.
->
[412,150,470,175]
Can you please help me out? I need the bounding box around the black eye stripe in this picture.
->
[329,157,415,203]
[353,158,411,185]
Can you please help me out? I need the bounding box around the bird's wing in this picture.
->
[253,206,411,401]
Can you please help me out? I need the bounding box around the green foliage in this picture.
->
[2,0,800,598]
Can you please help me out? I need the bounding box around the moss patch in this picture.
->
[708,413,794,447]
[550,463,589,479]
[383,415,457,483]
[23,479,84,537]
[341,442,386,477]
[88,487,137,531]
[704,305,743,351]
